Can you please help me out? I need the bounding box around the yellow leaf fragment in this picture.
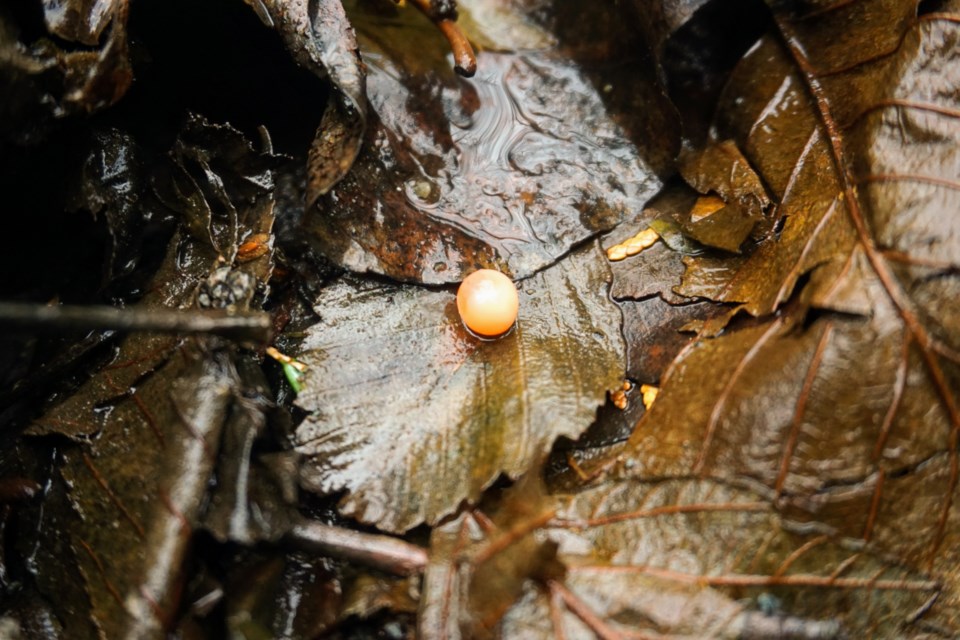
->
[688,194,726,222]
[605,228,660,262]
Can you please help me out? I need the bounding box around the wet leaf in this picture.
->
[607,1,960,631]
[67,129,146,284]
[30,117,278,440]
[674,139,772,252]
[303,0,674,283]
[26,121,279,638]
[0,0,131,143]
[295,242,624,532]
[621,297,727,383]
[257,0,366,204]
[420,477,564,640]
[500,479,933,638]
[203,360,297,545]
[603,182,707,305]
[42,0,117,44]
[676,5,959,317]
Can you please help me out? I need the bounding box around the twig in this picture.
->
[287,519,428,576]
[0,302,272,344]
[436,19,477,77]
[404,0,477,76]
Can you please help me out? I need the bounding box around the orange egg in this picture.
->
[456,269,519,338]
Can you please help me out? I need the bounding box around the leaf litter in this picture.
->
[2,0,960,637]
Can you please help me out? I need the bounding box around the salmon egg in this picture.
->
[456,269,519,338]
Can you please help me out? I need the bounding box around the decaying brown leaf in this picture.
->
[256,0,367,206]
[302,0,675,283]
[26,120,280,638]
[294,242,624,532]
[605,0,960,633]
[0,0,131,143]
[517,479,933,639]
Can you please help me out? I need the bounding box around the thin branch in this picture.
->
[0,302,272,344]
[403,0,477,77]
[287,519,428,577]
[436,19,477,77]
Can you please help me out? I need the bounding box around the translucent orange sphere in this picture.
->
[456,269,519,338]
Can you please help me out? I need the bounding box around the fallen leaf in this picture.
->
[0,0,131,143]
[302,1,674,283]
[295,242,624,532]
[257,0,366,205]
[26,120,279,638]
[607,1,960,631]
[513,478,935,638]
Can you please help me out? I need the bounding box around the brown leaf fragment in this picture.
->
[674,195,756,253]
[154,115,279,267]
[341,572,420,621]
[42,0,118,45]
[679,139,772,240]
[608,240,689,305]
[605,181,713,305]
[0,0,131,143]
[294,242,625,532]
[420,477,564,640]
[256,0,367,206]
